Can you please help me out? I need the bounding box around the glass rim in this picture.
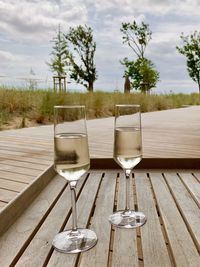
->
[115,104,140,108]
[54,105,85,109]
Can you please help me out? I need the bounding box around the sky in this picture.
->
[0,0,200,94]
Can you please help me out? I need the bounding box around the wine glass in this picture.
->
[52,105,97,253]
[109,104,147,228]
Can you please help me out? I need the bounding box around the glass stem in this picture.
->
[70,182,78,233]
[125,169,131,211]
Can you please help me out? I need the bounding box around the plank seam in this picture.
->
[132,173,144,267]
[178,173,200,209]
[76,172,106,267]
[0,186,20,193]
[191,173,200,183]
[164,173,200,254]
[0,200,8,204]
[86,172,106,224]
[148,173,176,267]
[0,177,28,185]
[107,172,119,267]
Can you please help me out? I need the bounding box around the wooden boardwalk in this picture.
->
[1,106,200,210]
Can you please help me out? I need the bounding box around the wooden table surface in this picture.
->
[0,162,199,267]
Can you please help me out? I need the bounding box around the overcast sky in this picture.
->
[0,0,200,93]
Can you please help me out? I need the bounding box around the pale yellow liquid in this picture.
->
[114,127,142,169]
[54,133,90,182]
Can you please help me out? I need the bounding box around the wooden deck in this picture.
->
[0,161,199,266]
[1,106,200,210]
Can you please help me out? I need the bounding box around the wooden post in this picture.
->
[53,76,66,92]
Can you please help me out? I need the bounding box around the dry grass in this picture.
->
[0,87,199,130]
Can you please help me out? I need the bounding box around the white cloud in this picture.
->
[0,0,88,43]
[90,0,200,17]
[0,50,17,61]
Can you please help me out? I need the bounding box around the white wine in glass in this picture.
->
[52,105,97,253]
[54,133,90,182]
[109,104,147,228]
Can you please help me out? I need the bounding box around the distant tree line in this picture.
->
[48,22,200,94]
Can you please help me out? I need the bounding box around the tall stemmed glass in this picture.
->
[52,105,97,253]
[109,104,147,228]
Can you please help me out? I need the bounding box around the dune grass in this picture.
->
[0,87,199,130]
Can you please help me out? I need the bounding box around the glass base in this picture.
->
[52,228,98,254]
[109,210,147,229]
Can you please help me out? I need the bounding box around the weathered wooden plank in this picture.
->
[0,142,52,153]
[0,149,51,160]
[0,132,52,140]
[0,158,49,170]
[77,171,117,267]
[150,172,200,267]
[164,172,200,252]
[0,164,41,177]
[0,153,52,166]
[135,172,172,267]
[111,172,139,267]
[0,178,27,192]
[0,170,35,183]
[179,172,200,207]
[0,174,66,267]
[0,128,53,139]
[0,148,52,161]
[0,188,18,203]
[0,146,53,158]
[0,138,52,147]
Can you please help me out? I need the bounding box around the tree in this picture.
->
[65,25,97,92]
[48,25,69,91]
[176,31,200,93]
[120,20,159,93]
[122,57,159,93]
[121,21,152,59]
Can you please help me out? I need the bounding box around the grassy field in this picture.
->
[0,87,199,130]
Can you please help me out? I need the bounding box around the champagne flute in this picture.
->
[52,105,97,253]
[109,104,147,228]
